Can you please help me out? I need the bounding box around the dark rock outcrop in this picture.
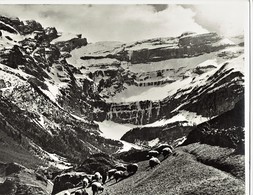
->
[121,121,192,146]
[0,21,18,34]
[78,153,116,174]
[20,20,43,34]
[0,45,26,68]
[52,172,84,195]
[181,99,244,153]
[54,36,88,52]
[45,27,59,42]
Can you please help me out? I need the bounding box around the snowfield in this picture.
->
[95,120,138,140]
[96,110,209,142]
[106,53,244,103]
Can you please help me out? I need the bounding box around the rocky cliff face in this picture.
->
[0,15,123,168]
[118,53,244,145]
[89,42,244,126]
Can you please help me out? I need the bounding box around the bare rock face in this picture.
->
[0,45,26,69]
[102,101,162,125]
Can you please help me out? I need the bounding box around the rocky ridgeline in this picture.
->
[0,14,91,117]
[0,15,123,165]
[73,32,233,64]
[128,32,223,63]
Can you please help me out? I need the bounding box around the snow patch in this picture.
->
[196,59,218,68]
[0,63,31,79]
[116,140,142,153]
[174,136,187,146]
[71,114,89,123]
[144,110,209,127]
[67,42,123,68]
[125,37,178,51]
[35,114,45,128]
[39,81,59,103]
[106,52,233,103]
[95,120,138,140]
[219,46,244,53]
[148,138,160,147]
[69,41,123,57]
[224,54,244,73]
[47,152,72,170]
[0,65,30,96]
[213,38,235,46]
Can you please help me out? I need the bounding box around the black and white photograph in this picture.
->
[0,1,250,195]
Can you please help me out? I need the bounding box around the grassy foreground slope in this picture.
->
[103,143,244,195]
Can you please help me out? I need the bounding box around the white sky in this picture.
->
[0,2,248,42]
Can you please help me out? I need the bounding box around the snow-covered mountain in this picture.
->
[64,28,244,147]
[0,14,244,165]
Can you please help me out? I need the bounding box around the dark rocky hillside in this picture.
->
[0,162,53,195]
[0,15,123,166]
[182,98,244,153]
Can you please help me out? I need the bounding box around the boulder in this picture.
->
[45,27,59,42]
